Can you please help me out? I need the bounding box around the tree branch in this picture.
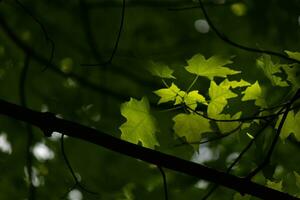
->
[197,0,300,64]
[0,99,298,200]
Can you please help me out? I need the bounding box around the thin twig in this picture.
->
[185,104,291,123]
[174,123,242,147]
[197,0,300,64]
[201,104,287,200]
[20,53,36,200]
[0,99,299,199]
[81,0,126,66]
[60,134,98,196]
[158,166,169,200]
[246,89,300,179]
[15,0,55,70]
[201,99,290,199]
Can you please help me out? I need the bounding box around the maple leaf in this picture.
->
[285,50,300,62]
[173,113,211,148]
[183,90,207,110]
[185,54,240,80]
[242,81,267,107]
[208,80,238,118]
[282,65,300,89]
[119,97,159,148]
[154,83,206,110]
[256,55,288,87]
[154,83,184,104]
[148,61,175,79]
[219,79,250,88]
[278,110,300,141]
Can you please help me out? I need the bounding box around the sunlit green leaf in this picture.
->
[154,83,183,104]
[266,180,282,191]
[208,81,238,118]
[120,97,159,148]
[278,111,300,141]
[183,90,207,110]
[216,112,241,134]
[219,79,250,88]
[185,54,240,80]
[173,113,211,147]
[148,61,175,79]
[242,81,267,107]
[285,50,300,62]
[154,83,206,110]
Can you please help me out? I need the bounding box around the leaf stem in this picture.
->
[186,75,199,92]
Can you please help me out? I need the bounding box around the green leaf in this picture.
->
[183,90,207,110]
[216,112,241,134]
[185,54,240,80]
[154,83,184,104]
[242,81,267,107]
[282,65,300,88]
[257,55,288,87]
[173,113,211,147]
[119,97,159,148]
[154,83,206,110]
[208,80,238,118]
[219,79,250,88]
[148,61,175,79]
[278,111,300,141]
[294,172,300,188]
[266,180,282,191]
[285,50,300,62]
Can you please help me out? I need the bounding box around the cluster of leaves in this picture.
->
[119,51,300,196]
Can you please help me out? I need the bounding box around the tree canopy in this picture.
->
[0,0,300,200]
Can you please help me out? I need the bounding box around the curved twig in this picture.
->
[158,166,169,200]
[60,134,98,196]
[246,89,300,179]
[81,0,126,66]
[197,0,300,64]
[201,94,296,199]
[20,53,36,200]
[15,0,55,70]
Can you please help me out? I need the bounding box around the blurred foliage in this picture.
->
[0,0,300,199]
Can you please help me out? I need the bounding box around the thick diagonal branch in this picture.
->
[0,99,298,200]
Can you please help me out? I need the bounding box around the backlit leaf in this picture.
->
[219,79,250,88]
[216,112,241,134]
[173,113,211,147]
[154,83,183,104]
[285,50,300,62]
[154,84,206,110]
[148,61,175,79]
[242,81,267,107]
[266,180,282,191]
[185,54,240,80]
[183,90,207,110]
[120,97,159,148]
[208,81,238,118]
[278,110,300,141]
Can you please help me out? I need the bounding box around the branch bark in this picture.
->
[0,98,298,200]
